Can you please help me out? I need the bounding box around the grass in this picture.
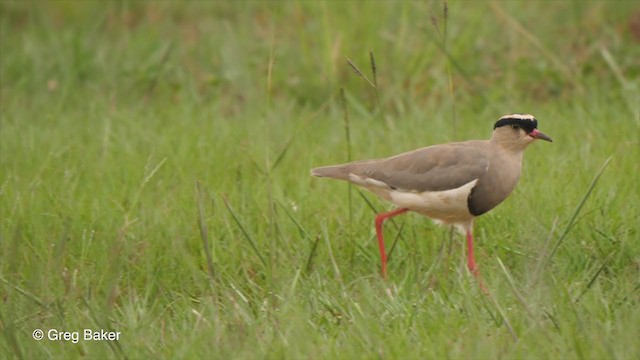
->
[1,1,639,359]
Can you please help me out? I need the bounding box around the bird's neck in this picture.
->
[489,139,525,171]
[490,137,528,154]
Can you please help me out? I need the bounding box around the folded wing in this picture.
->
[343,142,490,192]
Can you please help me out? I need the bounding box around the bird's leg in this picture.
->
[465,231,480,277]
[465,230,490,294]
[375,208,409,278]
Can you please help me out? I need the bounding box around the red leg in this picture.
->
[466,231,479,277]
[375,208,409,278]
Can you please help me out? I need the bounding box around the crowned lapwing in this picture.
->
[311,114,552,278]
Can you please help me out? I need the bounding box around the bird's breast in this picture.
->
[467,154,523,216]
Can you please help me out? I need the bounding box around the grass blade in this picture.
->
[196,181,216,287]
[81,297,128,359]
[528,216,558,290]
[357,189,380,214]
[545,156,612,267]
[270,135,296,173]
[1,277,44,307]
[369,51,378,88]
[144,42,173,100]
[275,199,309,240]
[222,197,267,267]
[271,109,321,173]
[496,256,532,315]
[346,58,376,88]
[479,284,519,342]
[0,311,24,359]
[340,87,356,265]
[386,221,406,261]
[369,51,381,111]
[322,225,343,282]
[424,14,488,111]
[305,235,321,274]
[574,250,617,303]
[436,1,457,139]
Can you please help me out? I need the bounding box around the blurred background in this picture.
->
[1,1,638,359]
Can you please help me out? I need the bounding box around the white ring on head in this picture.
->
[500,114,535,121]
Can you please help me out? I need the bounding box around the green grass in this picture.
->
[1,1,639,359]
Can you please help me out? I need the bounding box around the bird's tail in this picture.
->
[310,164,350,180]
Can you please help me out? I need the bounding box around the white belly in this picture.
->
[388,179,477,223]
[347,174,478,232]
[348,172,477,223]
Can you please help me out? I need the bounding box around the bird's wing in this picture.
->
[350,142,490,192]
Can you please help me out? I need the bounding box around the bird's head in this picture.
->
[491,113,552,149]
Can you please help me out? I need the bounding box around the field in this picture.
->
[1,1,639,359]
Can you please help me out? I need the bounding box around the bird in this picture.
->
[310,113,552,278]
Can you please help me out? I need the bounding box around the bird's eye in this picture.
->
[511,124,520,130]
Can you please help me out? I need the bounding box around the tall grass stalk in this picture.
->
[543,156,613,271]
